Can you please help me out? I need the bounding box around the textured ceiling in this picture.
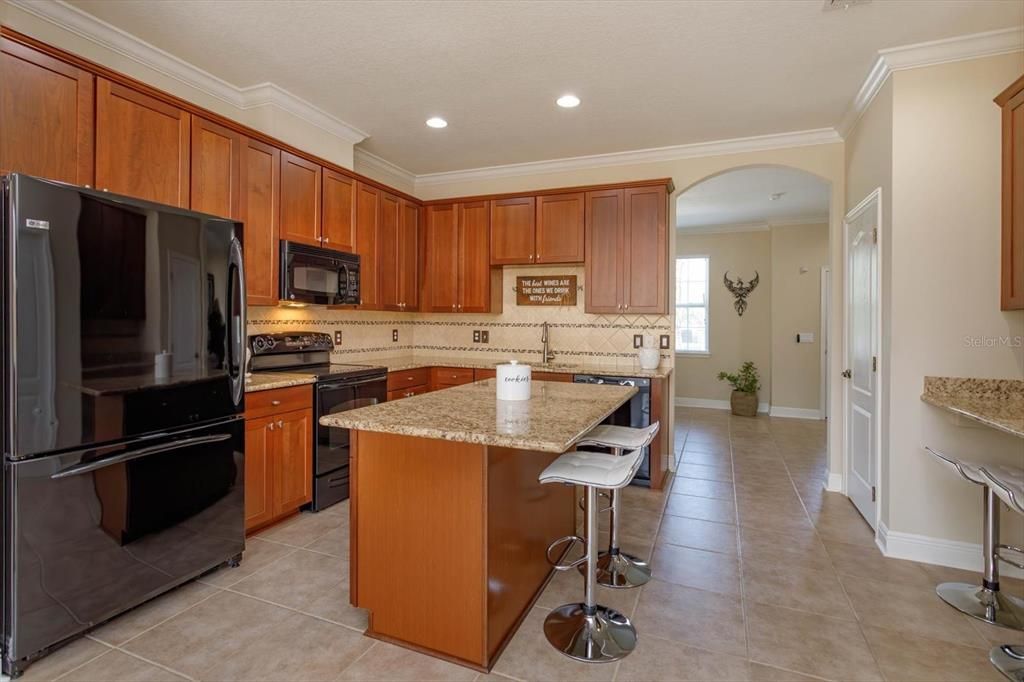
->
[67,0,1023,174]
[676,166,829,229]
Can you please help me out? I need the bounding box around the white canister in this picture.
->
[496,361,532,401]
[637,347,660,370]
[154,350,173,379]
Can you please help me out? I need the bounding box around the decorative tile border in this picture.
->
[250,318,671,331]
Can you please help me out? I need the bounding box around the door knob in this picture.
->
[841,369,852,378]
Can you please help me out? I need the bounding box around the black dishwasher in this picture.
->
[573,375,652,486]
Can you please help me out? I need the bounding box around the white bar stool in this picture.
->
[978,465,1024,681]
[539,445,646,663]
[926,447,1024,630]
[573,422,660,589]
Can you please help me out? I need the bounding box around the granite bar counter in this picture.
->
[921,376,1024,438]
[320,379,637,671]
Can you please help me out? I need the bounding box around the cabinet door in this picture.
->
[379,191,402,311]
[322,169,356,252]
[96,78,190,206]
[0,38,94,185]
[1000,77,1024,310]
[355,182,381,309]
[190,117,242,219]
[490,196,535,264]
[623,186,667,314]
[424,204,460,312]
[274,408,313,515]
[280,151,321,246]
[459,201,493,313]
[244,416,276,532]
[536,192,584,263]
[242,139,281,306]
[399,200,421,311]
[585,189,624,314]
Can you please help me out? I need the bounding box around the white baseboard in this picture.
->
[674,397,769,414]
[824,472,844,493]
[769,405,824,420]
[879,521,1024,578]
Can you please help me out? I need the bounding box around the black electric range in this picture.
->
[249,332,387,510]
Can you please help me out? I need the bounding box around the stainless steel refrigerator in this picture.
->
[1,174,247,677]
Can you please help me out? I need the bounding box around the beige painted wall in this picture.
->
[887,52,1024,546]
[1,2,357,169]
[770,223,829,412]
[675,231,772,408]
[845,77,894,526]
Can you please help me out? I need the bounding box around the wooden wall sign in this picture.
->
[516,275,578,306]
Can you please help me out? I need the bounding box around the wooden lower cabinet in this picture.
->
[244,387,314,533]
[430,366,475,390]
[387,385,428,401]
[534,372,573,383]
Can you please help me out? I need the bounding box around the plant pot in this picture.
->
[730,390,758,417]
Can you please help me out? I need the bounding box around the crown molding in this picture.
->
[353,148,417,188]
[414,128,841,188]
[678,215,829,235]
[838,26,1024,137]
[6,0,369,145]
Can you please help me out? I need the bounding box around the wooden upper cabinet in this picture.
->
[322,169,356,252]
[355,182,381,309]
[399,200,420,311]
[536,192,584,263]
[425,204,459,312]
[623,186,667,313]
[997,74,1024,310]
[242,138,281,307]
[279,151,322,246]
[490,196,536,264]
[585,189,625,314]
[190,117,243,219]
[459,201,492,313]
[379,191,401,311]
[0,38,94,185]
[95,78,190,207]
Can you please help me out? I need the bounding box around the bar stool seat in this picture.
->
[539,446,645,663]
[573,422,660,589]
[926,447,1024,631]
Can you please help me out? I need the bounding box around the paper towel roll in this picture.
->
[496,361,531,401]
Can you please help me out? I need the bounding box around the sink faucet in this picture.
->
[541,322,555,364]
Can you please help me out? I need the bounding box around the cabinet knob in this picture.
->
[407,376,414,381]
[277,420,284,428]
[268,422,275,431]
[271,399,281,406]
[324,238,329,243]
[624,304,629,311]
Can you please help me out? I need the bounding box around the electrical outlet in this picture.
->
[659,335,671,350]
[481,330,489,343]
[473,330,481,343]
[633,334,643,349]
[392,329,398,342]
[334,331,343,346]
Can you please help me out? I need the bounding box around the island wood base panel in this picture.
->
[350,431,574,669]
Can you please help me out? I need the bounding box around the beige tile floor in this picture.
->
[21,408,1022,681]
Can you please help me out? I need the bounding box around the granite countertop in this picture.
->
[921,376,1024,439]
[320,378,637,453]
[366,354,672,379]
[245,372,316,393]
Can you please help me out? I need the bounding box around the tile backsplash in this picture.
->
[249,266,674,371]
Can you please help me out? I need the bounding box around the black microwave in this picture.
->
[280,241,360,305]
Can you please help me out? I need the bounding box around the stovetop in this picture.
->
[290,363,386,382]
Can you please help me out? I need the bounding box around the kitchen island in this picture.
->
[320,378,636,671]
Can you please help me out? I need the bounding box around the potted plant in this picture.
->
[717,361,761,417]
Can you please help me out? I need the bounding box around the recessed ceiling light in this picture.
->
[770,192,786,201]
[425,117,448,129]
[556,94,580,108]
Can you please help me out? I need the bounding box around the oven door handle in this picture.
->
[317,376,386,390]
[50,434,233,479]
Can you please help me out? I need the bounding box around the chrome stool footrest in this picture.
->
[991,645,1024,682]
[543,603,637,663]
[937,582,1024,631]
[998,545,1024,571]
[546,535,587,571]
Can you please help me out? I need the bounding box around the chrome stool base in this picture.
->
[543,603,637,663]
[937,582,1024,630]
[579,551,652,589]
[991,645,1024,681]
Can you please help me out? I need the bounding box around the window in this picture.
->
[675,257,709,353]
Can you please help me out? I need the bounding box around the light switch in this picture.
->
[796,332,815,343]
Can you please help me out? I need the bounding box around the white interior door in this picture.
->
[844,190,880,528]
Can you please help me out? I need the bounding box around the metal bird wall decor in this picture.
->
[723,271,759,316]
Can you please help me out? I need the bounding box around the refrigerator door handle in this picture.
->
[50,433,232,479]
[227,235,246,407]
